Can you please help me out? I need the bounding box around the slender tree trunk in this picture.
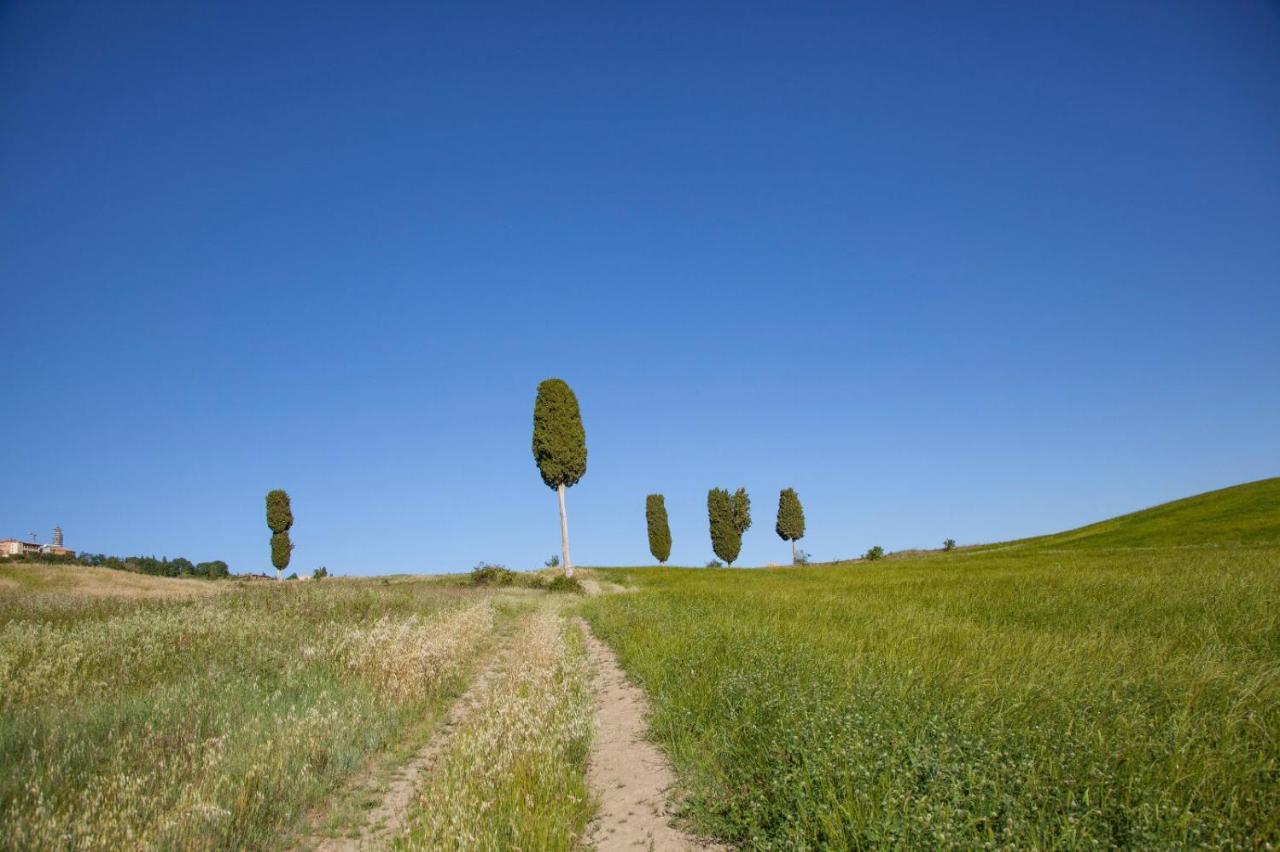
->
[791,539,797,565]
[276,567,282,582]
[557,483,573,577]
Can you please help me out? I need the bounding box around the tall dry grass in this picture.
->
[396,611,594,850]
[0,581,498,851]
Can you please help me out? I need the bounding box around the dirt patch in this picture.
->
[306,654,502,851]
[578,618,726,851]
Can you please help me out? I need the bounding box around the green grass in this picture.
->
[1012,476,1280,550]
[582,481,1280,848]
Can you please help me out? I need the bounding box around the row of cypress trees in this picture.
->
[646,487,806,566]
[529,376,810,569]
[263,380,806,574]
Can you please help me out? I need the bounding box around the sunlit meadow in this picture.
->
[583,542,1280,848]
[0,578,503,851]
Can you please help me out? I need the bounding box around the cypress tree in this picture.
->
[265,489,294,582]
[708,486,752,566]
[645,494,672,564]
[775,488,806,564]
[532,379,587,577]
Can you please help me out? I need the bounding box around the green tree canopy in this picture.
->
[532,378,587,576]
[531,379,587,489]
[775,488,805,541]
[776,488,806,564]
[265,490,294,579]
[270,532,293,570]
[646,493,672,564]
[266,489,293,534]
[708,487,752,566]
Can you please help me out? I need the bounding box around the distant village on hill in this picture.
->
[0,527,246,580]
[0,526,74,559]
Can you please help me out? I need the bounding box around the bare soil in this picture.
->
[578,618,726,851]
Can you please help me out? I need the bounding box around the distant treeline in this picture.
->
[1,550,231,579]
[78,553,231,578]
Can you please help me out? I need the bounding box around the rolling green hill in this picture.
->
[1020,476,1280,549]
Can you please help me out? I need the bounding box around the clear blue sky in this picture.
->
[2,2,1277,574]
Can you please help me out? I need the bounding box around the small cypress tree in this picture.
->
[646,494,672,564]
[708,486,752,566]
[265,489,294,582]
[532,379,587,577]
[775,488,806,564]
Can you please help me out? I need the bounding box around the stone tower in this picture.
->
[53,526,64,547]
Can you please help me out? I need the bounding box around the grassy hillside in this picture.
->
[583,481,1280,848]
[1019,476,1280,549]
[0,561,224,599]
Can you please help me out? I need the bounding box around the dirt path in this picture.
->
[307,655,502,852]
[578,618,725,851]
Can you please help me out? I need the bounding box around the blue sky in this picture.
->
[2,1,1278,574]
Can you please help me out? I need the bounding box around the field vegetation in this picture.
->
[3,479,1276,850]
[0,575,536,850]
[582,479,1280,848]
[396,611,593,849]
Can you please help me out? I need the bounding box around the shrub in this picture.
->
[545,554,560,568]
[943,538,956,551]
[471,563,515,587]
[547,575,584,594]
[706,559,723,568]
[864,545,885,561]
[794,549,811,566]
[313,566,328,580]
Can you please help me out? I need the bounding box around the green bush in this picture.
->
[546,575,583,594]
[864,545,884,561]
[471,563,515,587]
[943,538,956,551]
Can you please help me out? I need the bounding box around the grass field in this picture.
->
[2,479,1276,849]
[582,479,1280,848]
[0,572,574,851]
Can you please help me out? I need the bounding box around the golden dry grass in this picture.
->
[0,562,225,600]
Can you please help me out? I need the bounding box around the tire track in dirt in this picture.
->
[578,618,727,851]
[305,652,504,851]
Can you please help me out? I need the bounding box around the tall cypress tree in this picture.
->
[532,379,587,577]
[265,489,294,582]
[775,487,806,564]
[646,494,672,564]
[708,486,752,566]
